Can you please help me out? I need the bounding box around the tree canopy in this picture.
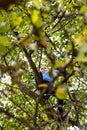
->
[0,0,87,130]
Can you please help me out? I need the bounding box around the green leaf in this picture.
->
[32,0,41,8]
[0,15,10,33]
[75,43,87,62]
[0,36,11,54]
[0,45,8,54]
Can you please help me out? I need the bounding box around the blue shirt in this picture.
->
[42,70,59,82]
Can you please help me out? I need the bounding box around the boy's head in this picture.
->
[40,66,48,73]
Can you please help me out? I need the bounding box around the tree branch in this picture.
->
[23,47,43,84]
[17,80,45,105]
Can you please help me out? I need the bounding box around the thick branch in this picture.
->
[17,80,45,105]
[17,80,38,100]
[0,0,16,8]
[23,47,43,84]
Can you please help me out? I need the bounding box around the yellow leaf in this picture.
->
[80,6,87,13]
[39,84,48,88]
[31,9,42,27]
[0,36,11,46]
[55,86,68,99]
[83,29,87,36]
[54,60,65,69]
[12,16,23,27]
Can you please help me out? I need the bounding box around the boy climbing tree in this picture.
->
[35,66,68,115]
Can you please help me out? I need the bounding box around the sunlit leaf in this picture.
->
[83,29,87,36]
[31,9,42,27]
[80,6,87,13]
[54,60,65,69]
[0,36,11,46]
[12,16,23,27]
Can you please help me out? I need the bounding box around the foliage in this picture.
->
[0,0,87,130]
